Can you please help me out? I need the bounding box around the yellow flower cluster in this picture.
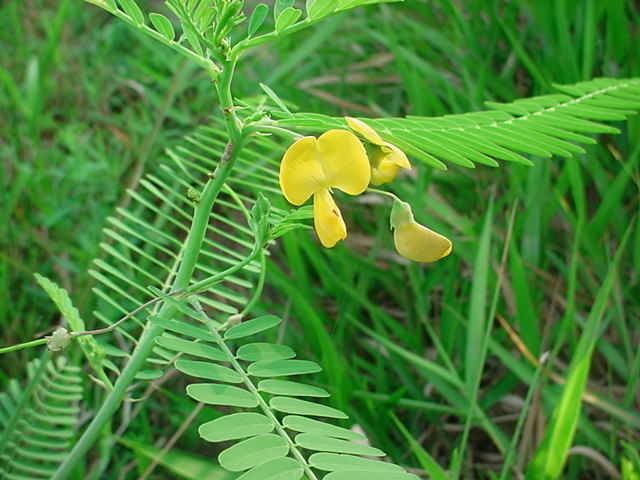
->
[279,117,452,263]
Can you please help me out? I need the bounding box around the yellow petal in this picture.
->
[394,222,452,263]
[317,129,370,195]
[346,117,410,186]
[370,145,411,185]
[371,160,402,186]
[313,189,347,248]
[279,136,327,205]
[384,142,411,169]
[345,117,384,146]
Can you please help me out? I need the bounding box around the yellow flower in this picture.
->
[279,130,370,248]
[390,199,452,263]
[345,117,411,185]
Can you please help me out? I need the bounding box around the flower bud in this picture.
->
[390,199,452,263]
[47,327,72,352]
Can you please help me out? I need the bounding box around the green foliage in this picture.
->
[154,307,419,478]
[248,4,269,37]
[119,437,233,479]
[84,113,415,474]
[527,224,634,479]
[88,120,283,368]
[621,444,640,480]
[35,274,111,388]
[34,274,85,331]
[306,0,403,21]
[0,356,82,479]
[279,78,640,169]
[86,0,405,65]
[149,13,176,41]
[276,7,303,34]
[2,1,640,479]
[391,414,449,480]
[118,0,144,25]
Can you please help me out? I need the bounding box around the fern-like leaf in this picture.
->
[0,356,82,479]
[157,310,418,480]
[89,120,286,376]
[277,77,640,169]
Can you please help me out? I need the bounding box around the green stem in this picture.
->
[107,244,259,322]
[0,337,47,354]
[53,56,243,479]
[231,19,319,57]
[366,187,400,202]
[74,236,259,340]
[53,324,163,480]
[246,123,302,139]
[217,58,242,144]
[240,251,266,317]
[85,0,221,76]
[186,240,260,293]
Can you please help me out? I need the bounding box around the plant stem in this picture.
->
[53,322,163,479]
[217,58,242,144]
[245,123,302,139]
[366,187,401,202]
[231,18,319,57]
[53,56,243,479]
[240,251,267,317]
[0,337,48,354]
[74,234,261,339]
[85,0,221,76]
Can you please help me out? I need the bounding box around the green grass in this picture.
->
[1,0,639,479]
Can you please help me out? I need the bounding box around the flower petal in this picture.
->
[279,136,327,205]
[384,142,411,169]
[394,222,452,263]
[317,129,370,195]
[313,189,347,248]
[371,160,402,186]
[369,143,411,185]
[345,117,384,146]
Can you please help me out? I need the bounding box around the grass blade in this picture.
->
[526,221,635,479]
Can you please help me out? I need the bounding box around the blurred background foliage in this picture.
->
[1,0,639,478]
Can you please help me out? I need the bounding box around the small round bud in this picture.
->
[47,327,72,352]
[226,314,243,327]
